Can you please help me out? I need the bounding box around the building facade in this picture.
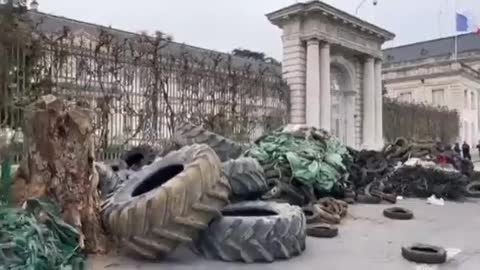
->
[267,1,394,149]
[383,33,480,146]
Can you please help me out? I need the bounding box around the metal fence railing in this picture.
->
[0,29,289,162]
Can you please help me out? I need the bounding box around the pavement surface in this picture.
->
[89,199,480,270]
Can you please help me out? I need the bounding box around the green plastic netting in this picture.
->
[244,126,351,192]
[0,199,85,270]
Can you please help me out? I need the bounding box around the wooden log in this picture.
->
[11,95,107,253]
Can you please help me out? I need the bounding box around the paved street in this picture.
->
[90,199,480,270]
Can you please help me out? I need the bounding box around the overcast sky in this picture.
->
[36,0,480,60]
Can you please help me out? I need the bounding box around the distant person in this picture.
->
[445,144,452,151]
[454,143,461,156]
[462,141,471,160]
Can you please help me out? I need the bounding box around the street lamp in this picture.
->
[355,0,378,15]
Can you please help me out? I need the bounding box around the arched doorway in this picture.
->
[330,60,356,146]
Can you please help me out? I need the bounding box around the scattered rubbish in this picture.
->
[415,265,438,270]
[402,243,447,264]
[445,248,462,261]
[427,195,445,206]
[397,196,404,200]
[383,207,414,220]
[195,201,306,263]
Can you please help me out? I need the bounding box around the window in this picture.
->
[398,92,412,103]
[432,89,444,106]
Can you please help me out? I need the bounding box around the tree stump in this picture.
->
[12,95,108,253]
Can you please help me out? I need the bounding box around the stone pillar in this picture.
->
[374,59,383,148]
[282,37,306,124]
[305,39,321,127]
[320,43,331,131]
[362,57,375,149]
[345,93,356,147]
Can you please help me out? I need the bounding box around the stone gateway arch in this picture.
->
[267,1,394,149]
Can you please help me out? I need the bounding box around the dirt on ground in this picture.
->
[89,198,480,270]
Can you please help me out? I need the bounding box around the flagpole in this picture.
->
[455,35,458,61]
[454,0,458,61]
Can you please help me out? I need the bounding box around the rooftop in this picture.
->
[28,10,280,72]
[383,33,480,64]
[266,0,395,41]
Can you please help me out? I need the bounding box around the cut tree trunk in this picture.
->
[11,95,108,253]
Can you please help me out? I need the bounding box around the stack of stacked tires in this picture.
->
[98,123,307,263]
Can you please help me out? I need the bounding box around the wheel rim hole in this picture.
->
[303,209,314,217]
[393,209,406,213]
[411,247,438,253]
[222,209,277,217]
[132,164,184,197]
[126,153,145,167]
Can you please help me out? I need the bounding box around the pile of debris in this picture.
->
[0,199,85,269]
[7,95,476,267]
[95,123,355,263]
[346,137,474,202]
[97,122,476,263]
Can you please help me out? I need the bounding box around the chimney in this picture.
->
[30,0,39,11]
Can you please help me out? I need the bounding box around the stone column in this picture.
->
[345,92,356,147]
[374,59,383,148]
[362,57,375,149]
[320,43,331,131]
[282,37,306,124]
[305,39,321,127]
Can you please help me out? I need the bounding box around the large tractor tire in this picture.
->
[173,122,249,162]
[223,157,268,200]
[101,144,231,259]
[195,201,306,263]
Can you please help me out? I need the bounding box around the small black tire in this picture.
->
[195,201,306,263]
[401,244,447,264]
[465,181,480,198]
[302,204,321,225]
[356,194,382,204]
[223,157,268,199]
[173,122,248,162]
[307,224,338,238]
[102,144,231,259]
[121,145,157,170]
[383,207,414,220]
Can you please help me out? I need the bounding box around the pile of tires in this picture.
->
[100,124,308,263]
[101,144,231,259]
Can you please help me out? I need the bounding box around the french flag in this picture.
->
[456,11,480,36]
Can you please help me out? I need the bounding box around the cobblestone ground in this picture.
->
[90,199,480,270]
